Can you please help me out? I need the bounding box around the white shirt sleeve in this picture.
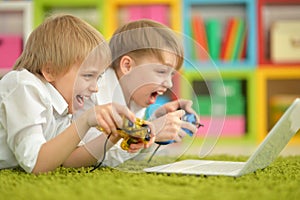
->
[3,83,49,172]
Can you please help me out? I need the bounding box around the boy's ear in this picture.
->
[41,66,55,82]
[119,55,134,74]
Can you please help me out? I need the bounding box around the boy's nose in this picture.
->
[162,77,173,89]
[90,84,98,93]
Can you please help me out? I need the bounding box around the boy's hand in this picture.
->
[89,102,136,136]
[124,120,156,153]
[152,99,200,125]
[127,133,155,153]
[149,109,197,143]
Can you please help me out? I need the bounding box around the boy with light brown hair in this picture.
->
[89,19,200,166]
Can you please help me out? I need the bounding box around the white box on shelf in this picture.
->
[270,20,300,63]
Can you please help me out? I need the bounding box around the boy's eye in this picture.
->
[84,74,93,78]
[157,69,167,74]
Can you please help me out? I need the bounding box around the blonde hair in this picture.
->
[13,14,111,77]
[109,19,184,70]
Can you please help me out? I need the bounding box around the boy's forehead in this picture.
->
[160,51,178,68]
[144,51,178,64]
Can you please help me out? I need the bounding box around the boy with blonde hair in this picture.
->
[0,14,149,174]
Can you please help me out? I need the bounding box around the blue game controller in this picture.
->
[155,112,202,145]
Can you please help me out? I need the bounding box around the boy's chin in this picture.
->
[72,103,84,114]
[132,99,149,108]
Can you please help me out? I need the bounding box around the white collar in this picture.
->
[45,82,69,115]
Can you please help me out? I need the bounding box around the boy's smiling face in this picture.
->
[72,63,103,113]
[118,51,178,108]
[49,63,102,114]
[44,54,106,114]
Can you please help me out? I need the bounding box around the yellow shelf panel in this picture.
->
[105,0,181,37]
[257,67,300,144]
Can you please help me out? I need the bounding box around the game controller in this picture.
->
[155,112,201,145]
[97,118,151,150]
[118,118,151,150]
[97,112,201,150]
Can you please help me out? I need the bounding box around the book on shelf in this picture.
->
[231,18,246,60]
[205,19,221,60]
[187,16,248,62]
[186,17,197,60]
[222,17,239,60]
[238,31,247,60]
[191,15,209,61]
[220,17,246,61]
[220,17,234,61]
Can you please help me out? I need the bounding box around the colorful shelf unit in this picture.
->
[257,0,300,66]
[33,0,105,36]
[182,0,257,69]
[2,0,299,146]
[0,1,33,76]
[257,68,300,144]
[257,0,300,145]
[181,69,256,142]
[105,0,182,37]
[181,0,257,144]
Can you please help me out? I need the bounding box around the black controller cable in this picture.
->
[90,133,112,172]
[147,144,162,163]
[147,122,203,163]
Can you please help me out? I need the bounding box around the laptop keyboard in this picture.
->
[149,160,246,174]
[186,162,245,173]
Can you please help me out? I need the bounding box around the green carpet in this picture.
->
[1,155,300,200]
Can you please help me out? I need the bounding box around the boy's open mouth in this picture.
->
[76,95,85,107]
[149,91,164,104]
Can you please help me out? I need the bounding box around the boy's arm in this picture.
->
[32,103,135,174]
[62,130,122,168]
[32,121,88,173]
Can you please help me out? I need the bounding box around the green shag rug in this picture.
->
[1,155,300,200]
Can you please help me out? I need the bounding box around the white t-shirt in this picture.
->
[0,69,71,172]
[82,68,147,167]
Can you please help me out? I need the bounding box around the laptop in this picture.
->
[144,98,300,177]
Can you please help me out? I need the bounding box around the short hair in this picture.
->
[13,14,111,77]
[109,19,184,70]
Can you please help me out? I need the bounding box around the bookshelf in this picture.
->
[0,1,33,76]
[183,0,256,69]
[257,0,300,144]
[1,0,299,145]
[181,0,257,143]
[181,69,256,142]
[257,0,300,66]
[257,68,300,144]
